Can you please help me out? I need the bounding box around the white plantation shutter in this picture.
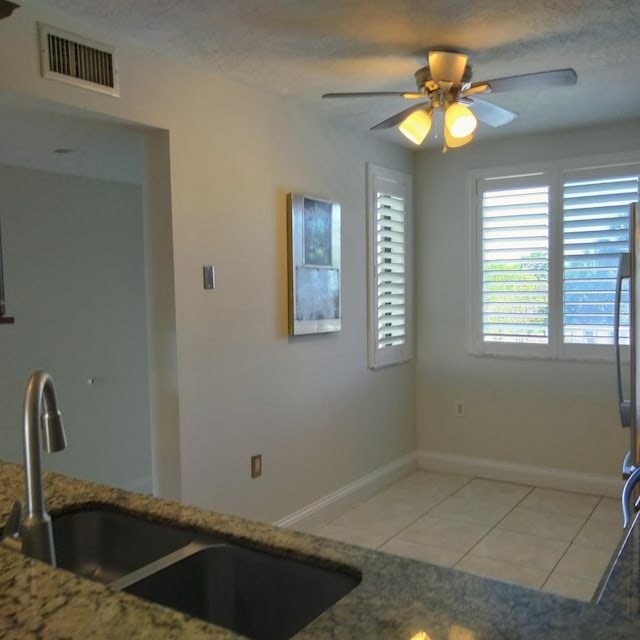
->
[563,169,638,345]
[377,193,406,346]
[472,160,640,359]
[367,164,412,368]
[479,175,550,349]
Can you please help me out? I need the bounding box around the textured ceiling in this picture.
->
[15,0,640,148]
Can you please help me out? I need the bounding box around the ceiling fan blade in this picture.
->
[461,83,489,97]
[469,68,577,94]
[370,102,431,130]
[322,91,425,99]
[462,97,517,127]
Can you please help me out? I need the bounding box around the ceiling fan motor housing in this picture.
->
[414,63,473,93]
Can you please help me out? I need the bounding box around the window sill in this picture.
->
[469,349,617,364]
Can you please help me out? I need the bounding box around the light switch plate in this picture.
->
[251,454,262,478]
[203,265,215,289]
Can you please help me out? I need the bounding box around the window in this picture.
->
[367,164,413,368]
[480,174,551,351]
[471,158,639,359]
[562,170,635,346]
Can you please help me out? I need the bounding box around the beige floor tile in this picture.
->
[317,471,615,594]
[497,505,585,542]
[330,502,423,537]
[372,486,454,509]
[395,470,473,494]
[590,497,623,524]
[312,523,389,549]
[355,498,428,518]
[542,572,598,602]
[396,514,492,553]
[363,488,446,513]
[427,495,513,526]
[553,543,613,581]
[379,538,464,568]
[455,555,548,589]
[519,488,599,519]
[469,528,569,571]
[454,478,533,507]
[574,518,625,552]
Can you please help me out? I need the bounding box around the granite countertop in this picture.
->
[596,508,640,618]
[1,460,640,640]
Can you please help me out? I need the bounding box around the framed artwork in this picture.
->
[287,193,341,335]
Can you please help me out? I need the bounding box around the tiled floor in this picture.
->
[312,470,623,602]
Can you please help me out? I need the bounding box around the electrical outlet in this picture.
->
[251,454,262,478]
[455,401,465,417]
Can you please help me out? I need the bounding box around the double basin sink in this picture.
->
[51,506,360,640]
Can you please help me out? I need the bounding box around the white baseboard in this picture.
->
[273,449,621,532]
[274,452,418,532]
[418,450,623,498]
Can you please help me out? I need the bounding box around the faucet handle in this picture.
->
[4,501,23,535]
[1,501,23,552]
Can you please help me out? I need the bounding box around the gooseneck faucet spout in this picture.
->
[622,466,640,528]
[14,371,67,565]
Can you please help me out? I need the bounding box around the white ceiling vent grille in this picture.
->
[39,23,119,96]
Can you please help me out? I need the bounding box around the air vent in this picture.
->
[39,23,119,96]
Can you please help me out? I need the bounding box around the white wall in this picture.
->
[0,164,152,491]
[415,121,639,484]
[0,4,415,522]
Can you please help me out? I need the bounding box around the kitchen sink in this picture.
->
[52,507,214,583]
[123,543,360,640]
[49,505,360,639]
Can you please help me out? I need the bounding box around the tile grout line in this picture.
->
[370,472,479,546]
[538,494,603,592]
[377,474,479,554]
[357,474,476,550]
[426,480,609,596]
[322,471,471,545]
[383,490,463,543]
[452,483,536,570]
[314,473,615,598]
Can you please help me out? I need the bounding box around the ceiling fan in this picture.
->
[322,50,577,150]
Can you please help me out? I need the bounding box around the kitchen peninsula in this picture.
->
[0,460,638,639]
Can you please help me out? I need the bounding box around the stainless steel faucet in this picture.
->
[622,466,640,528]
[1,371,67,565]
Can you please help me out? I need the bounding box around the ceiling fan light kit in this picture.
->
[444,103,478,138]
[443,124,474,149]
[397,103,477,148]
[323,50,577,151]
[398,109,432,145]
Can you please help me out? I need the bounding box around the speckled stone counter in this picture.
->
[1,460,639,639]
[597,510,640,618]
